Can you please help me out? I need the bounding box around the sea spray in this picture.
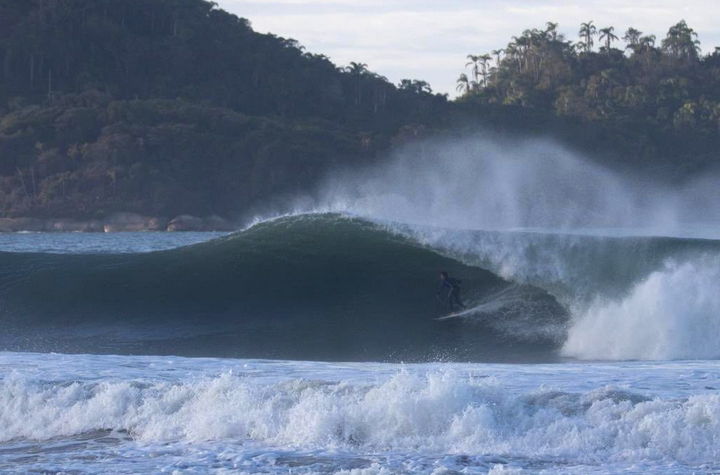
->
[316,134,720,361]
[319,135,691,231]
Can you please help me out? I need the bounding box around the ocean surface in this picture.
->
[0,213,719,474]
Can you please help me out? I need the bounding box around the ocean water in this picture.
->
[0,216,719,474]
[0,231,229,254]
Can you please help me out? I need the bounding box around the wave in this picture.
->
[2,211,719,361]
[563,257,720,360]
[1,368,718,468]
[307,133,720,361]
[0,214,566,362]
[377,220,720,360]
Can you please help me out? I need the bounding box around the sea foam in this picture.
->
[1,366,718,467]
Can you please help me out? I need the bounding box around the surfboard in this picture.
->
[434,314,459,321]
[434,286,520,321]
[433,307,475,321]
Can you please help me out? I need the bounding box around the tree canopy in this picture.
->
[456,20,720,175]
[0,2,719,221]
[0,0,447,219]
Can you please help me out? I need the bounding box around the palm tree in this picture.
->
[465,54,481,82]
[512,35,531,71]
[579,21,597,52]
[456,73,470,94]
[640,35,656,47]
[344,62,369,105]
[637,35,657,67]
[369,73,389,113]
[479,54,492,86]
[623,28,642,49]
[662,20,701,62]
[545,22,560,40]
[504,43,521,72]
[399,79,432,94]
[492,49,505,66]
[599,27,618,52]
[414,80,432,94]
[344,62,368,76]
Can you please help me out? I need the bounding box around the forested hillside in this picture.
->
[456,21,720,175]
[1,1,719,222]
[0,0,447,219]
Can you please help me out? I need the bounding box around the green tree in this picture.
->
[399,79,432,94]
[492,49,505,66]
[599,27,619,52]
[623,28,643,49]
[545,22,560,40]
[456,19,720,180]
[344,62,369,105]
[0,0,452,219]
[662,20,700,62]
[479,54,492,86]
[456,73,470,94]
[465,55,482,83]
[578,21,597,52]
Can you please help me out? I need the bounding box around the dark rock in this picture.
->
[45,219,103,232]
[105,212,147,226]
[0,218,45,233]
[167,214,205,232]
[146,217,169,231]
[103,212,168,232]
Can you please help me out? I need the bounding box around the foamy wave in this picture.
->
[1,370,718,466]
[563,257,720,360]
[380,220,720,361]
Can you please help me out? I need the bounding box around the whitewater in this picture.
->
[1,135,719,473]
[1,352,719,474]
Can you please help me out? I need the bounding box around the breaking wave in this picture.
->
[0,214,566,362]
[1,368,717,467]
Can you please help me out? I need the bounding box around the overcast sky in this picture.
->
[218,0,720,97]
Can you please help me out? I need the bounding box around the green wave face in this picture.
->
[0,214,567,362]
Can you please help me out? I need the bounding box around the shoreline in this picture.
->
[0,213,237,233]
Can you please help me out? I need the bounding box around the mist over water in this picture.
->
[320,135,720,235]
[316,134,720,360]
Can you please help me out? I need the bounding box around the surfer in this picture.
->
[437,271,466,314]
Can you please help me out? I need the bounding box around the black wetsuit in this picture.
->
[438,277,466,312]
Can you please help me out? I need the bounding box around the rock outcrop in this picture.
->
[0,218,46,233]
[0,213,236,233]
[166,215,206,232]
[103,212,168,232]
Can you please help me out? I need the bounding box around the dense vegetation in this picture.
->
[457,20,720,176]
[0,0,447,218]
[0,1,719,220]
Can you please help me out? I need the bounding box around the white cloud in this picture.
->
[218,0,720,96]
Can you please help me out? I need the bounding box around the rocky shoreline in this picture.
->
[0,213,237,233]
